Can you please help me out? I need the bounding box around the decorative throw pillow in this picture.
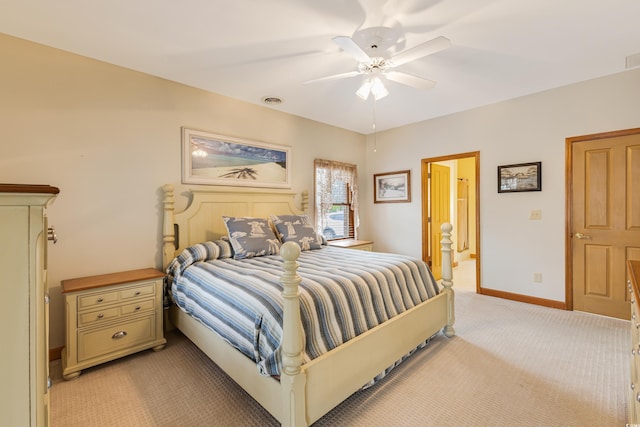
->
[270,214,322,251]
[222,216,281,259]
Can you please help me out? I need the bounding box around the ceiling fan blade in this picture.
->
[332,36,371,63]
[388,36,450,67]
[385,71,436,90]
[303,70,361,85]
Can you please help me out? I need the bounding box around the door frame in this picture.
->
[421,151,481,292]
[565,127,640,311]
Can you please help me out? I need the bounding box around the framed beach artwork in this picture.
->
[373,170,411,203]
[181,128,291,188]
[497,161,541,193]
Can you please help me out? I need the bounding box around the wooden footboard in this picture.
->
[161,185,454,426]
[279,223,454,426]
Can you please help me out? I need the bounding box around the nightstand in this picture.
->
[61,268,167,380]
[327,239,374,251]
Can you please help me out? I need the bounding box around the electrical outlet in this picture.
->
[533,273,542,283]
[529,209,542,220]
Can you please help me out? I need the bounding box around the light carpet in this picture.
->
[50,290,629,426]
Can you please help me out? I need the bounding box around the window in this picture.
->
[314,159,359,240]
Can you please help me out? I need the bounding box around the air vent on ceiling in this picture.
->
[262,96,283,105]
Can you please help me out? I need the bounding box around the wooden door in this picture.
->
[570,130,640,319]
[430,163,451,280]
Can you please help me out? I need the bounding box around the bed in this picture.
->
[161,184,455,426]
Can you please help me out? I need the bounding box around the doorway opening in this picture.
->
[421,152,480,292]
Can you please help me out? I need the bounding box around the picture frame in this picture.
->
[181,128,291,188]
[374,170,411,203]
[497,162,542,193]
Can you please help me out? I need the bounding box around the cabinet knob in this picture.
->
[112,331,127,340]
[47,226,58,244]
[135,306,141,311]
[97,297,104,303]
[97,313,104,319]
[135,291,141,296]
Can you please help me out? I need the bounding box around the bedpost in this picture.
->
[162,184,176,270]
[440,223,456,338]
[301,190,309,213]
[279,242,307,427]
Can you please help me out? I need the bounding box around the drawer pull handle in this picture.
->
[637,392,640,403]
[47,226,58,244]
[97,313,104,319]
[97,297,104,303]
[135,306,141,311]
[112,331,127,340]
[135,291,141,296]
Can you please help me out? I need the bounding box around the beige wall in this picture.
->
[365,66,640,302]
[0,34,366,349]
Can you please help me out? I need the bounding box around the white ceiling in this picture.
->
[1,0,639,134]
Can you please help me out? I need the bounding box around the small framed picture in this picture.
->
[374,170,411,203]
[498,162,542,193]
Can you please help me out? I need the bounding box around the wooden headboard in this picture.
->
[162,184,308,269]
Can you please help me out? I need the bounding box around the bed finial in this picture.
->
[279,241,306,426]
[440,222,455,338]
[162,184,176,271]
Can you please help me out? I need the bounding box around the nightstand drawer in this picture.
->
[78,307,120,326]
[121,299,154,316]
[78,290,119,310]
[77,315,156,362]
[120,283,155,300]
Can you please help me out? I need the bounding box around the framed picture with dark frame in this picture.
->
[181,127,291,188]
[497,162,542,193]
[374,170,411,203]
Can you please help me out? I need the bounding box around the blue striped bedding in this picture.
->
[167,242,440,377]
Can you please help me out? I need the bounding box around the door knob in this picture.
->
[574,232,591,240]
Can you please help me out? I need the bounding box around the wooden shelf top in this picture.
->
[327,239,374,248]
[0,184,59,194]
[62,268,165,293]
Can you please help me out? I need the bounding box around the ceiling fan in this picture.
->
[304,27,450,101]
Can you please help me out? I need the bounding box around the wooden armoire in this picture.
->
[0,184,59,426]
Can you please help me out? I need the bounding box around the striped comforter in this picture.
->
[168,243,440,377]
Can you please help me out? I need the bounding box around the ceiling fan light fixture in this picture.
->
[370,77,388,100]
[356,77,388,101]
[356,79,373,100]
